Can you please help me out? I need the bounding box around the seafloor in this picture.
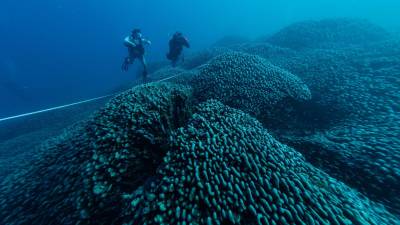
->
[0,18,399,225]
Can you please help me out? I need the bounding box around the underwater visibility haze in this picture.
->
[0,0,400,224]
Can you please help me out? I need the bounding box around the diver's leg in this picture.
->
[172,58,178,67]
[122,57,134,71]
[121,57,128,71]
[140,56,148,79]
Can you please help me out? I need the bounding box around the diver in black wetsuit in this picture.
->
[122,28,151,78]
[166,32,190,67]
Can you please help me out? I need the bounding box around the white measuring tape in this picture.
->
[0,74,180,123]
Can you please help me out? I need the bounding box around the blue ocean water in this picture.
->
[1,0,400,117]
[0,1,400,224]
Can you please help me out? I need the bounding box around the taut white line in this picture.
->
[0,74,181,122]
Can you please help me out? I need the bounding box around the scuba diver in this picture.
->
[166,32,190,67]
[122,28,151,78]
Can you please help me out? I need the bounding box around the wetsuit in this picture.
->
[167,35,190,66]
[125,36,145,59]
[122,35,150,77]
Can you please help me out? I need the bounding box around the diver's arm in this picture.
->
[142,38,152,45]
[124,36,136,47]
[183,37,190,48]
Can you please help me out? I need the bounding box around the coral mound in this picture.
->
[189,52,311,119]
[126,100,397,225]
[262,40,400,213]
[1,18,400,225]
[0,82,193,225]
[80,82,192,221]
[268,18,389,49]
[284,119,400,214]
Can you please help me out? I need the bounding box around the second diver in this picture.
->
[166,32,190,67]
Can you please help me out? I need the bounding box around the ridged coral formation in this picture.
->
[83,82,192,219]
[1,18,399,225]
[150,51,313,128]
[79,82,192,222]
[180,20,399,215]
[260,40,400,213]
[0,124,92,224]
[285,120,400,214]
[125,100,398,225]
[189,52,311,119]
[0,82,193,225]
[267,18,389,49]
[0,99,108,179]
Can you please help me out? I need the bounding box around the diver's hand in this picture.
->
[143,39,151,45]
[124,42,136,48]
